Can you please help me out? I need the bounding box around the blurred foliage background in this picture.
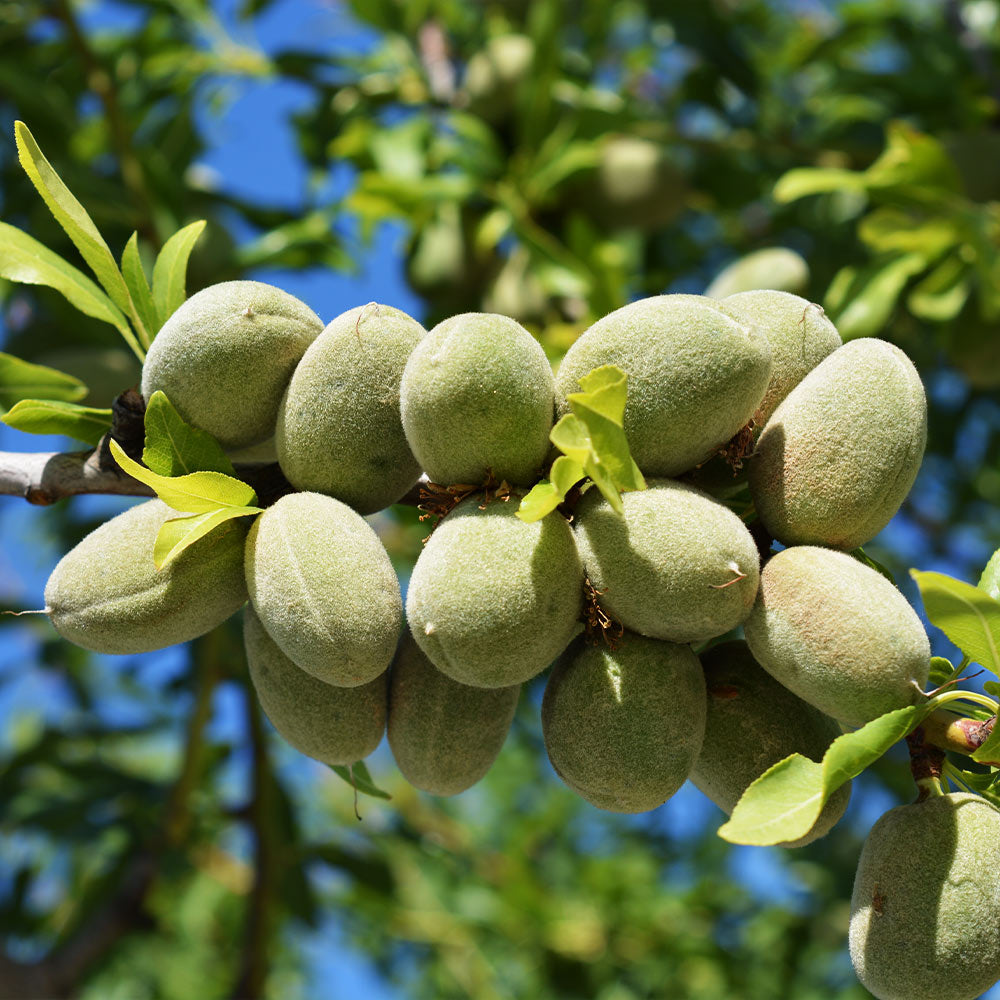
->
[0,0,999,997]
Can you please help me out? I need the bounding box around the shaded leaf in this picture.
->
[330,761,392,801]
[774,167,866,203]
[1,399,111,446]
[719,704,932,846]
[152,220,206,328]
[849,546,896,585]
[143,390,235,477]
[0,223,141,359]
[110,439,258,513]
[911,569,1000,678]
[0,352,86,413]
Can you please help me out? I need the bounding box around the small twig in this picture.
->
[906,726,947,801]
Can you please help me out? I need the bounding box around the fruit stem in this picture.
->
[927,688,998,714]
[906,725,947,801]
[921,709,999,764]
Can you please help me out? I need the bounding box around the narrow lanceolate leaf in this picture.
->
[0,352,86,413]
[154,507,260,569]
[110,439,259,513]
[330,761,392,801]
[14,122,138,326]
[849,547,896,586]
[0,223,142,359]
[719,704,932,846]
[152,220,206,328]
[1,399,112,446]
[980,549,1000,602]
[143,391,235,477]
[516,455,585,522]
[121,232,159,347]
[911,569,1000,679]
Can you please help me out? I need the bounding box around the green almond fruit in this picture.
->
[405,496,582,688]
[743,546,930,727]
[555,295,771,477]
[276,303,427,514]
[850,792,1000,1000]
[574,479,760,643]
[45,499,247,654]
[721,290,842,427]
[748,338,927,550]
[244,606,386,766]
[245,492,402,687]
[141,280,323,449]
[400,312,555,486]
[542,633,706,813]
[693,640,849,847]
[387,634,519,795]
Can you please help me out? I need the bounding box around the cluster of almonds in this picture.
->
[39,280,1000,1000]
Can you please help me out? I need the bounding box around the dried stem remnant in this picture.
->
[582,577,623,650]
[417,472,512,536]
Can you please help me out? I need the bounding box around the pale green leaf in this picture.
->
[516,455,585,523]
[143,391,235,477]
[14,121,136,321]
[110,439,258,513]
[0,352,86,413]
[121,232,159,347]
[980,550,1000,602]
[549,413,591,467]
[719,704,931,846]
[911,569,1000,678]
[154,507,260,569]
[152,220,206,328]
[1,399,112,446]
[0,222,141,359]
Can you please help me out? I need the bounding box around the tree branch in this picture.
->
[0,447,427,508]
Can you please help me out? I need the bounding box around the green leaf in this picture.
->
[773,167,866,203]
[1,399,112,446]
[553,365,646,513]
[979,549,1000,602]
[330,761,392,801]
[0,222,142,359]
[110,439,259,513]
[849,547,896,586]
[907,255,971,322]
[14,122,140,331]
[858,208,960,257]
[928,656,956,687]
[152,220,206,328]
[972,722,1000,766]
[153,507,260,569]
[0,352,86,413]
[911,569,1000,679]
[719,704,931,846]
[516,455,585,523]
[825,253,928,340]
[121,232,159,347]
[143,391,236,477]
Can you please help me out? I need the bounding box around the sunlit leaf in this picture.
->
[1,398,112,446]
[719,704,931,846]
[516,455,585,522]
[151,220,206,328]
[911,569,1000,679]
[110,439,259,513]
[154,507,260,569]
[121,232,159,346]
[0,223,141,359]
[981,550,1000,602]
